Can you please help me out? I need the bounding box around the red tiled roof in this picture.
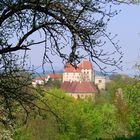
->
[64,59,92,73]
[79,59,93,70]
[33,77,47,81]
[61,81,97,93]
[48,74,62,79]
[64,64,81,73]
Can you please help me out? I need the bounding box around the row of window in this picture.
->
[65,76,90,80]
[66,71,91,75]
[76,94,93,99]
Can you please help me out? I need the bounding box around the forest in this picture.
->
[1,74,140,140]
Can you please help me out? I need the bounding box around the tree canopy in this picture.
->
[0,0,128,70]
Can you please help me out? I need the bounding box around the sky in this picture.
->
[27,3,140,75]
[107,4,140,75]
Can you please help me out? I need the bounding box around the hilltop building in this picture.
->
[32,77,48,87]
[62,59,107,91]
[61,59,98,99]
[32,59,107,95]
[61,81,97,99]
[95,76,106,90]
[63,59,94,82]
[48,73,62,81]
[32,73,62,87]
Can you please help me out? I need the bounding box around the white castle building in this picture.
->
[62,59,106,90]
[32,59,107,91]
[63,59,94,82]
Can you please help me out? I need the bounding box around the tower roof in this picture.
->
[64,59,93,73]
[64,63,81,73]
[79,59,93,70]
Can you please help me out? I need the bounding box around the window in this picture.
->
[85,95,88,98]
[81,95,84,97]
[77,95,80,99]
[99,80,102,83]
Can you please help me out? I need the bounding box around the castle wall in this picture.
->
[95,76,106,90]
[63,72,82,82]
[67,92,95,100]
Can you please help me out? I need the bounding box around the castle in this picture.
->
[63,59,94,82]
[32,59,107,99]
[61,59,106,99]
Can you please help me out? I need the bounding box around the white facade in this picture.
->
[63,59,94,83]
[95,76,106,90]
[32,77,48,87]
[63,59,108,90]
[67,92,96,100]
[63,69,94,82]
[81,69,94,82]
[63,72,82,82]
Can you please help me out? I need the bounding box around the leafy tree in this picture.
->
[106,74,136,95]
[123,83,140,136]
[106,73,140,137]
[13,127,31,140]
[22,88,126,140]
[0,54,50,132]
[45,78,62,89]
[0,54,32,127]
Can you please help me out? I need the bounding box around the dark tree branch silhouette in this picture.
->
[0,53,63,129]
[0,0,129,71]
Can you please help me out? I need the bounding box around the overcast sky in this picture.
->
[26,3,140,75]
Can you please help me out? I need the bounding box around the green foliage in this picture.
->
[106,75,135,94]
[13,127,31,140]
[123,82,140,134]
[106,74,140,137]
[45,79,62,89]
[10,74,140,140]
[13,88,129,140]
